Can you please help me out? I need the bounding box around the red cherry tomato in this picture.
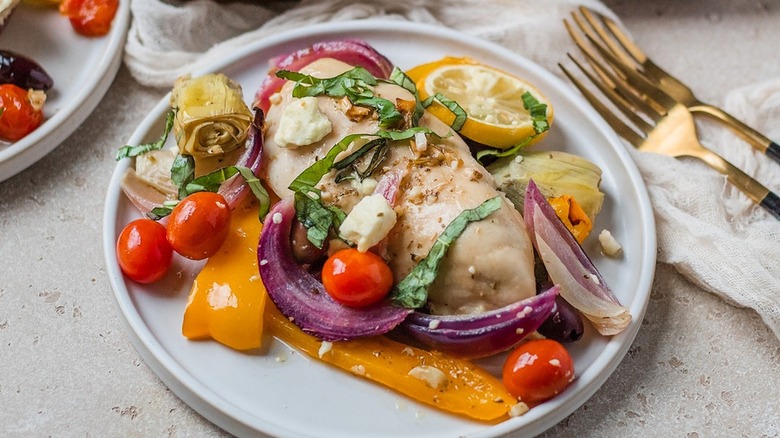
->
[321,248,393,307]
[60,0,118,37]
[502,339,575,405]
[116,218,173,284]
[0,84,44,142]
[166,192,231,260]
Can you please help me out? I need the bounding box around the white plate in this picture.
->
[0,0,130,182]
[103,20,656,438]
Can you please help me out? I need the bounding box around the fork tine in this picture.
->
[584,33,679,110]
[576,51,665,126]
[578,7,644,65]
[574,7,635,67]
[566,13,674,116]
[569,54,655,132]
[559,62,643,147]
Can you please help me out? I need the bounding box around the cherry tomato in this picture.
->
[0,84,44,142]
[59,0,118,37]
[167,192,231,260]
[116,219,173,284]
[321,248,393,307]
[502,339,575,405]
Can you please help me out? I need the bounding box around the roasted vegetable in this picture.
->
[488,150,604,222]
[0,50,54,91]
[182,198,266,351]
[548,194,592,243]
[265,301,519,421]
[170,73,253,160]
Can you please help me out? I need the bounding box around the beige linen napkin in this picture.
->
[124,0,780,338]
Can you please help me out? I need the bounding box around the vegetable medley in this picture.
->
[115,39,631,422]
[0,0,119,143]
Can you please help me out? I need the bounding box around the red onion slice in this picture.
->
[524,180,631,336]
[257,197,412,342]
[403,286,559,359]
[254,39,395,114]
[218,108,265,209]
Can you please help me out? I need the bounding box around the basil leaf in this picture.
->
[475,135,535,163]
[277,68,406,128]
[521,91,550,134]
[294,191,336,249]
[332,138,386,171]
[391,196,503,308]
[353,96,403,128]
[184,166,239,195]
[146,200,179,221]
[278,67,378,100]
[389,67,425,126]
[171,154,195,199]
[431,93,467,131]
[235,166,271,221]
[117,110,175,160]
[376,126,439,141]
[288,133,365,193]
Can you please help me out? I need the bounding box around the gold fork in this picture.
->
[565,6,780,165]
[559,51,780,221]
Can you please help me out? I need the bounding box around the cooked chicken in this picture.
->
[261,58,536,315]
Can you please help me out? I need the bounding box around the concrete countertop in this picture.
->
[1,0,779,436]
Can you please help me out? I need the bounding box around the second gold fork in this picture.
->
[560,54,780,221]
[567,6,780,165]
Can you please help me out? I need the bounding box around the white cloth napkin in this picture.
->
[124,0,780,338]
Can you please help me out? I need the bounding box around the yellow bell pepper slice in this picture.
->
[548,194,592,244]
[265,302,518,422]
[182,199,266,351]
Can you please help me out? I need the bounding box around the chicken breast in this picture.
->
[261,58,536,315]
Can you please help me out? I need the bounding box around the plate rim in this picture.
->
[103,18,656,438]
[0,0,131,183]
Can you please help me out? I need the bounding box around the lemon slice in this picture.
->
[406,57,553,149]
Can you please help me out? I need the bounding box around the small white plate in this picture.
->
[0,0,130,182]
[103,20,656,438]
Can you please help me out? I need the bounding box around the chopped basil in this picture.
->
[151,162,271,221]
[475,135,535,163]
[276,68,402,128]
[235,166,271,221]
[389,67,425,126]
[146,199,180,221]
[184,166,240,194]
[171,153,196,199]
[116,110,175,160]
[333,138,389,183]
[288,133,364,194]
[294,191,345,249]
[391,196,503,309]
[522,91,549,134]
[475,92,550,163]
[422,93,467,131]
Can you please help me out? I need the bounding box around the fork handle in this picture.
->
[701,152,780,220]
[691,103,780,165]
[760,191,780,221]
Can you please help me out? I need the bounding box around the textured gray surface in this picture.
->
[1,1,779,436]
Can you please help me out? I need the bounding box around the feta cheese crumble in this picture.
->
[274,96,332,148]
[318,341,333,358]
[408,365,448,389]
[598,229,622,256]
[339,194,397,252]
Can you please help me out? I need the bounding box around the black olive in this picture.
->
[537,294,585,343]
[0,49,54,91]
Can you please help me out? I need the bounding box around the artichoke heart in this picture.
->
[171,73,253,158]
[487,150,605,221]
